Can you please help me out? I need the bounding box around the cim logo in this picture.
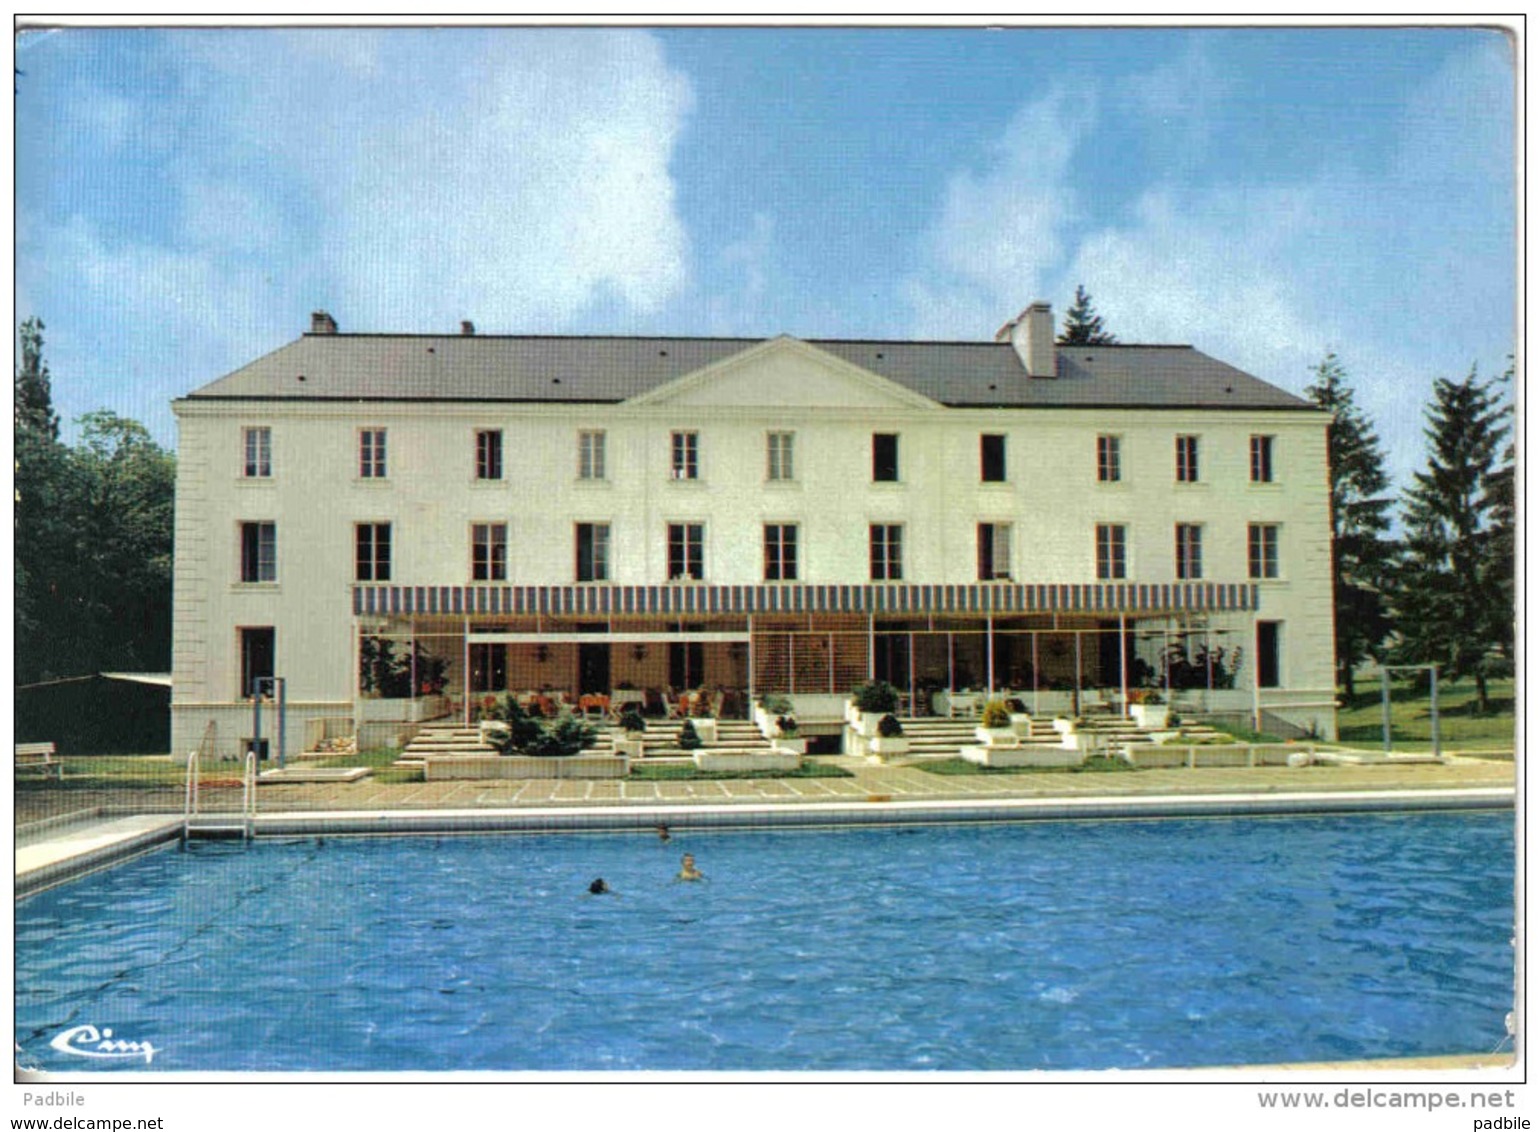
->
[49,1024,158,1064]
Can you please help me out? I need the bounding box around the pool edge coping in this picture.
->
[16,785,1514,898]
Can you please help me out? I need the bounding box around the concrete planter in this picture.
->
[1052,718,1078,738]
[479,720,511,746]
[693,749,801,772]
[867,735,910,762]
[425,754,629,780]
[850,710,884,738]
[1009,713,1034,738]
[613,736,646,759]
[960,744,1083,769]
[1130,704,1171,730]
[1061,731,1099,753]
[357,694,448,724]
[975,726,1019,748]
[686,718,719,745]
[772,736,808,754]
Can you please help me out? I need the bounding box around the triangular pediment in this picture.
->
[625,336,941,411]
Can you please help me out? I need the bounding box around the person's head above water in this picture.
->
[589,878,610,895]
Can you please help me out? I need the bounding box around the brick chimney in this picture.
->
[460,320,476,336]
[994,302,1055,378]
[309,310,338,335]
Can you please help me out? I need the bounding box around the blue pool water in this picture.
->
[15,812,1514,1072]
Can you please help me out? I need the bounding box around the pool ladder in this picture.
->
[182,750,257,843]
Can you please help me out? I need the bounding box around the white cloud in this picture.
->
[902,42,1513,488]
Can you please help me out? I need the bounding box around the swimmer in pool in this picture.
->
[676,854,704,882]
[589,878,611,895]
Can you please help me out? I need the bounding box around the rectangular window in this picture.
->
[243,427,271,478]
[767,432,795,481]
[239,521,276,583]
[671,431,699,480]
[476,430,503,480]
[1250,435,1274,483]
[764,524,798,581]
[1175,435,1199,483]
[1096,524,1126,580]
[667,523,704,581]
[1248,523,1280,579]
[469,643,508,694]
[669,641,704,689]
[873,433,899,482]
[976,522,1012,580]
[355,522,392,582]
[980,434,1007,482]
[578,430,606,480]
[1097,435,1121,483]
[870,524,903,581]
[359,429,387,478]
[472,522,508,582]
[239,627,275,700]
[1176,523,1204,580]
[575,522,611,583]
[1256,621,1282,688]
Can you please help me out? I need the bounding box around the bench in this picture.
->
[16,741,63,780]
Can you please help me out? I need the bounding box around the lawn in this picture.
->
[1335,676,1515,752]
[628,760,852,781]
[922,755,1141,776]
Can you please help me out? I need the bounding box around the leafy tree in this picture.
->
[13,319,176,683]
[1303,353,1396,698]
[69,411,177,674]
[1392,366,1512,713]
[1058,284,1117,345]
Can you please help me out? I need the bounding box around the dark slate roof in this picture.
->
[181,332,1315,411]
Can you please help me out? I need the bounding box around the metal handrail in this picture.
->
[242,752,257,840]
[182,750,199,843]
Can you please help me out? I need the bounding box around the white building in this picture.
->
[170,303,1338,759]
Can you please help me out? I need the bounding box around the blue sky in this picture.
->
[15,24,1515,488]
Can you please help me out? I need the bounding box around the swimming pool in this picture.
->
[15,812,1514,1072]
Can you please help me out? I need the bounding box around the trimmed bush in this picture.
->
[760,693,793,715]
[852,680,900,714]
[776,715,799,736]
[618,708,647,734]
[678,719,703,751]
[877,713,904,738]
[981,700,1012,729]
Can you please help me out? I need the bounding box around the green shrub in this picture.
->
[776,715,799,736]
[760,693,793,715]
[678,719,703,750]
[981,700,1012,729]
[525,714,598,758]
[618,708,646,734]
[877,713,904,738]
[852,680,900,714]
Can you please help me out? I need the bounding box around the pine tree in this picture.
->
[1303,353,1395,698]
[1057,285,1117,345]
[15,316,58,439]
[1393,366,1512,713]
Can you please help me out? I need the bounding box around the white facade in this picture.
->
[172,325,1337,758]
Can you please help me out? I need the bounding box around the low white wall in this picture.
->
[425,754,630,780]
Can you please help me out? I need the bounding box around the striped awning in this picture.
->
[352,582,1260,618]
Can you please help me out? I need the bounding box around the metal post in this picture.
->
[747,614,755,703]
[908,631,915,718]
[463,618,472,726]
[986,613,995,695]
[1429,664,1440,757]
[276,677,287,770]
[1119,613,1129,719]
[947,632,955,695]
[1381,668,1393,754]
[828,633,835,695]
[410,616,418,708]
[1031,631,1039,716]
[1252,617,1263,733]
[1073,631,1083,716]
[252,683,262,765]
[868,613,875,682]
